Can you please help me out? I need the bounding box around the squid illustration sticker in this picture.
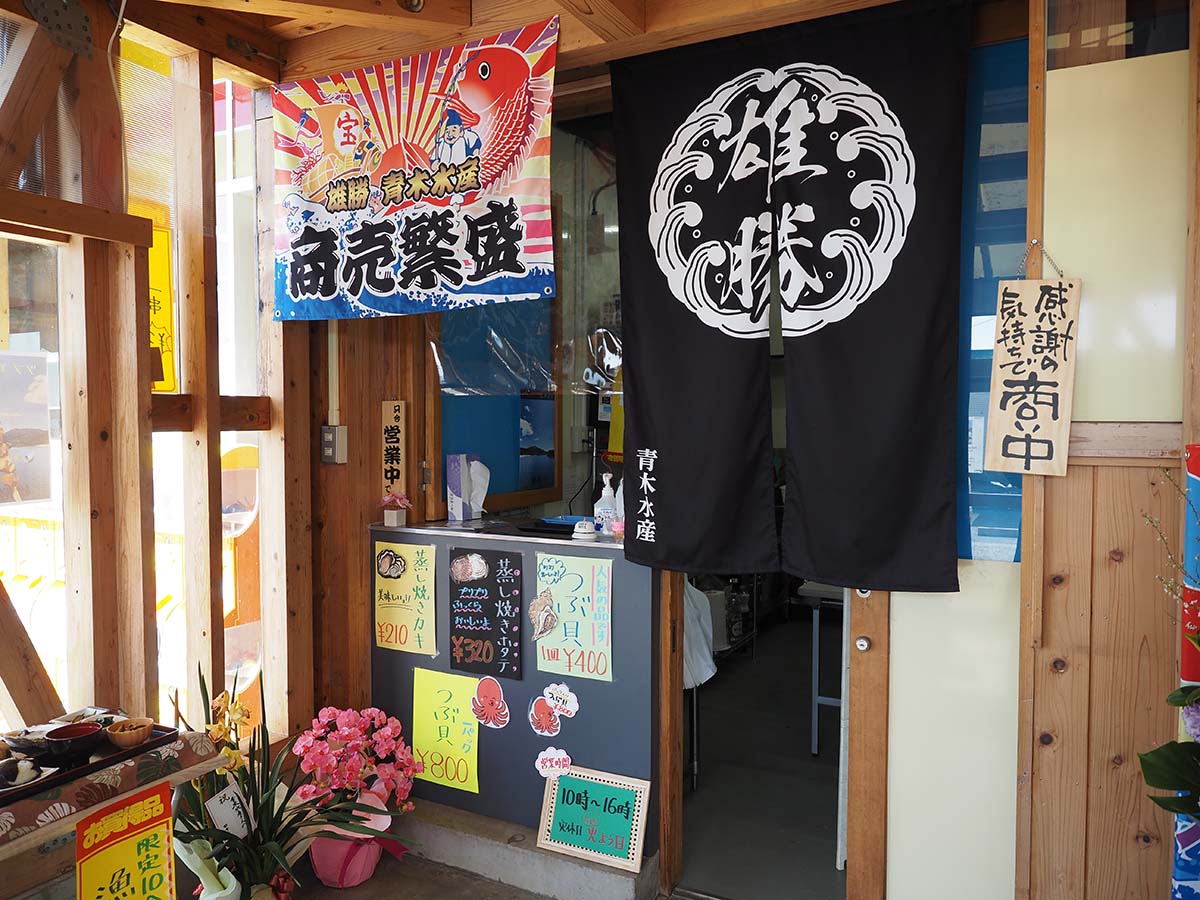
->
[272,18,560,321]
[535,746,572,778]
[470,676,510,729]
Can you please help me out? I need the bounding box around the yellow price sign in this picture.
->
[412,667,480,793]
[76,783,176,900]
[374,541,436,655]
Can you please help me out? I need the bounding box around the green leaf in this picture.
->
[1187,633,1200,656]
[1166,687,1200,707]
[199,665,212,727]
[1140,742,1200,791]
[1148,793,1200,816]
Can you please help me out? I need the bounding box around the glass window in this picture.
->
[957,39,1028,562]
[0,239,69,721]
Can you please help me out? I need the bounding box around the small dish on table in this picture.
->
[45,722,106,764]
[105,718,154,749]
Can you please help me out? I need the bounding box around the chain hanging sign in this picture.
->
[983,241,1081,477]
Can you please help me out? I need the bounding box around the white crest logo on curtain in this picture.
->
[648,64,915,339]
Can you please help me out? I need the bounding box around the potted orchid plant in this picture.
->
[293,706,421,887]
[380,491,412,527]
[172,673,416,898]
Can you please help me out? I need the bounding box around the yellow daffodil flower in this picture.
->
[215,745,246,776]
[210,691,231,720]
[206,721,232,744]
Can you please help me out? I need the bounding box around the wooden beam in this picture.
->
[558,0,643,40]
[1067,421,1183,459]
[657,570,684,897]
[174,51,224,725]
[0,579,65,726]
[256,88,315,737]
[72,0,124,215]
[121,0,283,86]
[280,0,897,79]
[0,24,73,184]
[153,0,470,34]
[847,589,889,900]
[151,392,194,432]
[0,222,70,245]
[220,395,274,431]
[0,187,152,246]
[110,243,158,719]
[1187,0,1200,448]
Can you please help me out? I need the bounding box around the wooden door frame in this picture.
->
[656,574,891,898]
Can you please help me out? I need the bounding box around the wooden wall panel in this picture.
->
[847,589,889,900]
[1030,464,1093,899]
[1085,466,1176,898]
[310,315,428,710]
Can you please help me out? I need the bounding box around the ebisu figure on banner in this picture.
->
[649,64,915,339]
[272,18,560,320]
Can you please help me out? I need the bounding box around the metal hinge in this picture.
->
[419,459,432,491]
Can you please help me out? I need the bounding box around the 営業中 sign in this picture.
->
[76,783,176,900]
[271,19,560,321]
[535,553,613,682]
[449,547,523,679]
[537,766,650,873]
[984,278,1082,477]
[381,400,406,495]
[374,541,436,654]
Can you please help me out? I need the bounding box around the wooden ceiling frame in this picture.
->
[152,0,470,34]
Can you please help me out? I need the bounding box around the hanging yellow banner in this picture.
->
[412,667,480,793]
[374,541,436,655]
[76,783,176,900]
[148,225,178,393]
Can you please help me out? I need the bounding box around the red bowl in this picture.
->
[45,722,105,761]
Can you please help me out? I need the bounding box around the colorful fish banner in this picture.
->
[271,18,559,321]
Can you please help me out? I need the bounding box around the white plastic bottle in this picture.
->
[593,473,618,535]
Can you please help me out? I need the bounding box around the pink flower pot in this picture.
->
[309,836,383,888]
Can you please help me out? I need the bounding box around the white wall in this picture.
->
[886,559,1021,900]
[1043,50,1189,422]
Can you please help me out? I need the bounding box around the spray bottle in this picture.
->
[593,473,618,535]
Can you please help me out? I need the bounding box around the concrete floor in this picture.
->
[679,605,847,900]
[295,853,552,899]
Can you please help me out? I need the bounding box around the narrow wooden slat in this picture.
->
[1187,0,1200,449]
[74,0,124,215]
[1016,5,1047,894]
[1085,466,1175,898]
[256,89,315,736]
[558,0,645,40]
[1030,465,1094,899]
[59,237,120,710]
[0,579,65,725]
[1068,421,1183,460]
[110,243,157,718]
[0,222,70,245]
[174,51,224,724]
[152,0,471,32]
[0,24,73,183]
[0,188,151,246]
[847,589,889,900]
[657,570,684,897]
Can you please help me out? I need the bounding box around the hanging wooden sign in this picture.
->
[537,766,650,873]
[381,400,406,495]
[983,277,1082,477]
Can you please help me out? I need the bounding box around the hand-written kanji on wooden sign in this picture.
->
[449,547,524,679]
[382,400,406,494]
[374,541,436,654]
[535,553,613,682]
[984,278,1082,477]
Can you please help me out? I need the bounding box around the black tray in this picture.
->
[0,724,180,807]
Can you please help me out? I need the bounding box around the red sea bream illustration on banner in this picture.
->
[271,18,559,320]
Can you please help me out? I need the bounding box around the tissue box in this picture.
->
[446,453,479,521]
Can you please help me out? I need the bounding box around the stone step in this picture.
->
[392,800,659,900]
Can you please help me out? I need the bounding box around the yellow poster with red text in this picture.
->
[76,783,176,900]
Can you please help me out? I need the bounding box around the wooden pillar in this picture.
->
[657,570,684,897]
[0,23,72,185]
[0,579,64,725]
[847,590,889,900]
[1186,0,1200,449]
[255,88,314,737]
[173,51,224,722]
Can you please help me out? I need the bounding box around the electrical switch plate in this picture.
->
[320,425,348,464]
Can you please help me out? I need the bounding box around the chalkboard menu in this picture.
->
[448,547,523,679]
